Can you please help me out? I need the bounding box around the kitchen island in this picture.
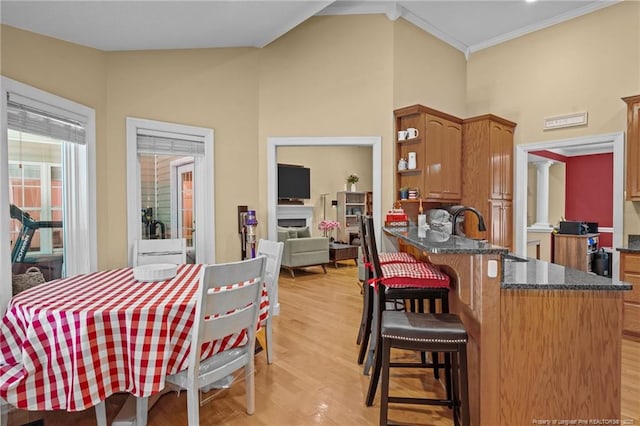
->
[382,225,631,426]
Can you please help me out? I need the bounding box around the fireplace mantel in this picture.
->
[277,204,314,229]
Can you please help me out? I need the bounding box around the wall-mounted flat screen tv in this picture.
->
[278,164,310,200]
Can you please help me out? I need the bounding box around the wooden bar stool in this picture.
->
[379,310,470,426]
[355,215,424,366]
[361,216,453,406]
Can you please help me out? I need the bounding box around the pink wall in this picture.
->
[565,153,613,247]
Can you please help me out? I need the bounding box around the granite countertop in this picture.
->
[616,234,640,252]
[383,225,631,291]
[502,257,631,291]
[382,225,509,255]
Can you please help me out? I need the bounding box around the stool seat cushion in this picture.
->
[378,252,419,264]
[381,311,467,343]
[380,261,450,289]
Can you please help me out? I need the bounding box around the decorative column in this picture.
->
[532,160,553,228]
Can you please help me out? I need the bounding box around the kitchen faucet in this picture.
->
[451,206,486,236]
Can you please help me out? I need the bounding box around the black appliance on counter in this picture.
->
[558,221,598,235]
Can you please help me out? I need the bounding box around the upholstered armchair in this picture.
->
[277,226,329,278]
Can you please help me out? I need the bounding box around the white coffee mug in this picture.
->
[406,127,419,139]
[397,130,408,141]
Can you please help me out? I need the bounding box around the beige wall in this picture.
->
[105,48,260,264]
[257,15,395,233]
[277,146,372,236]
[3,2,640,269]
[393,18,467,117]
[466,1,640,239]
[527,231,552,262]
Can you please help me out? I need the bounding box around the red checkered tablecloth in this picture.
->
[0,263,269,412]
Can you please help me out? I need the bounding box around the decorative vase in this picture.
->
[350,183,356,192]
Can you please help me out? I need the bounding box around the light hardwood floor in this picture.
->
[5,264,640,425]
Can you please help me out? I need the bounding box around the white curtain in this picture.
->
[62,142,90,276]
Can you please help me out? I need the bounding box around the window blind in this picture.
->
[6,92,86,145]
[136,128,205,156]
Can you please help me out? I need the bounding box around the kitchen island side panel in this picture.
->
[500,290,623,425]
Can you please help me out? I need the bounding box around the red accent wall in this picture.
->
[565,153,613,247]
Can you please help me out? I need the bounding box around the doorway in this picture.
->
[267,136,382,245]
[515,132,624,281]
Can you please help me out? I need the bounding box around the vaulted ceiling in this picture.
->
[0,1,618,56]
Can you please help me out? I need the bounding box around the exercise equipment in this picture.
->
[10,204,63,263]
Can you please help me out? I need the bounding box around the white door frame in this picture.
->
[267,136,382,245]
[126,117,215,265]
[515,132,624,282]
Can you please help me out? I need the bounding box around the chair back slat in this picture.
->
[201,280,261,318]
[200,302,259,343]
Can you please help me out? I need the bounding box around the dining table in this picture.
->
[0,263,269,417]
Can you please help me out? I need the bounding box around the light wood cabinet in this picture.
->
[336,191,366,244]
[461,114,516,248]
[623,95,640,201]
[489,120,514,200]
[620,251,640,338]
[394,105,462,202]
[489,200,513,252]
[553,233,599,272]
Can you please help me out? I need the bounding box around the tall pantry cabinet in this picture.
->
[461,114,517,251]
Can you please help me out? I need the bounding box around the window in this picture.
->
[126,118,215,265]
[1,77,96,310]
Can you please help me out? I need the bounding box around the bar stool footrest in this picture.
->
[388,396,453,407]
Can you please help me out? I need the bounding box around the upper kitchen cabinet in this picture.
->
[394,105,462,202]
[623,95,640,201]
[461,114,517,247]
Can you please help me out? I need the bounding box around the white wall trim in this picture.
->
[267,136,382,246]
[515,132,624,282]
[126,117,215,265]
[1,77,97,314]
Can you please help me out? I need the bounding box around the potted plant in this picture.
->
[347,173,359,192]
[399,186,409,200]
[318,219,340,241]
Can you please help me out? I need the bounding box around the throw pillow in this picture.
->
[277,230,290,242]
[297,226,311,238]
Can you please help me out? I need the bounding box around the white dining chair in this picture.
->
[165,256,266,425]
[256,238,284,364]
[133,238,187,266]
